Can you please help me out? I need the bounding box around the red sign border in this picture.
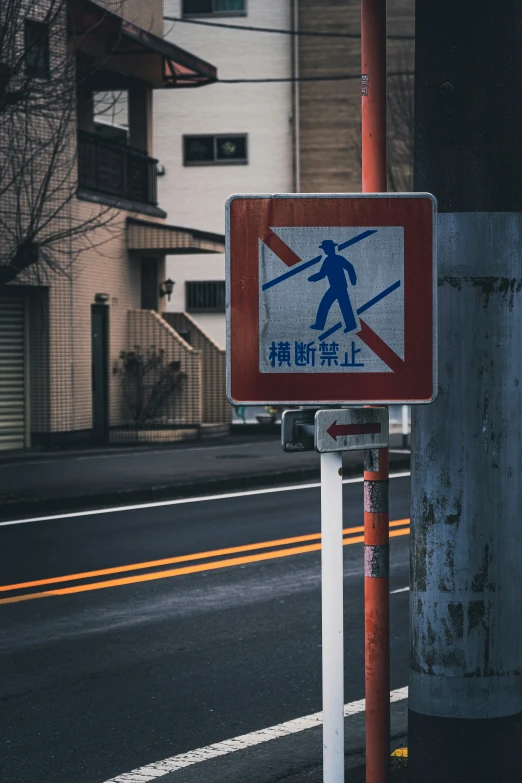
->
[226,193,437,405]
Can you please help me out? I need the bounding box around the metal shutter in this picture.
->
[0,297,25,450]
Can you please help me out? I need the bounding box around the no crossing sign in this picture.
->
[226,193,437,405]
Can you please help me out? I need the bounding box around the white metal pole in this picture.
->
[401,404,409,448]
[321,451,345,783]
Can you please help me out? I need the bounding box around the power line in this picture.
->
[185,72,413,85]
[217,74,360,83]
[164,16,414,41]
[216,72,413,84]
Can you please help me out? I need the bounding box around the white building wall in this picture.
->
[168,255,227,346]
[155,0,294,346]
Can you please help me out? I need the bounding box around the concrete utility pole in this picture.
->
[410,2,522,781]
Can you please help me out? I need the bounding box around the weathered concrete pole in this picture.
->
[409,2,522,781]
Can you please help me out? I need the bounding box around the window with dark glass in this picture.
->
[182,0,246,16]
[183,134,248,165]
[216,135,247,161]
[24,21,50,79]
[186,282,226,313]
[183,136,214,164]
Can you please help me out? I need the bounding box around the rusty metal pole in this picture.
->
[363,447,390,783]
[361,0,387,193]
[361,2,389,782]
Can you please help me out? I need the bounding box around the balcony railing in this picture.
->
[78,130,158,207]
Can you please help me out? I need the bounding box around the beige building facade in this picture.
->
[0,0,228,450]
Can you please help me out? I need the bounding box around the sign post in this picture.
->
[363,444,390,783]
[226,192,436,783]
[362,0,390,775]
[401,405,409,448]
[321,449,345,782]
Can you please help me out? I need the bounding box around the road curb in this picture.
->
[0,456,410,521]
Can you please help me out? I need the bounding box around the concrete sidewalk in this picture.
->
[0,432,410,520]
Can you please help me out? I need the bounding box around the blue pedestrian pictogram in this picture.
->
[309,240,358,334]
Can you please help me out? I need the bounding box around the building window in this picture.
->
[182,0,246,16]
[186,282,225,313]
[183,134,248,166]
[24,21,50,79]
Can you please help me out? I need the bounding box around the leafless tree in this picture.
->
[387,57,414,192]
[119,348,186,426]
[0,0,122,286]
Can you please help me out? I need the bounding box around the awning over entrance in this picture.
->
[126,219,225,255]
[70,0,217,89]
[120,21,217,88]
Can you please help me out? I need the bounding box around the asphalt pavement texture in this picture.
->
[0,473,410,783]
[0,431,409,519]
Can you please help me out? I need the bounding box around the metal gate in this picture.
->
[0,297,26,450]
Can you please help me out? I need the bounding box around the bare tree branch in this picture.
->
[0,0,128,286]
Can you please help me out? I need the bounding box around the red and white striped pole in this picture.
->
[361,1,390,782]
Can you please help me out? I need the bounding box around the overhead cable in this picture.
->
[164,16,414,40]
[189,72,413,84]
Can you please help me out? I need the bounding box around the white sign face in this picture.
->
[259,227,404,374]
[314,408,389,453]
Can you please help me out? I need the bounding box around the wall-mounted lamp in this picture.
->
[159,279,175,302]
[94,293,110,304]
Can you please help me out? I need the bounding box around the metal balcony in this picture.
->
[78,131,158,207]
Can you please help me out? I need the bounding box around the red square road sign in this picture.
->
[226,193,437,405]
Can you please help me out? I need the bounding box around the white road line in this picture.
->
[103,687,408,782]
[0,471,411,528]
[391,586,410,594]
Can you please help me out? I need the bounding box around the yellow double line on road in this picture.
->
[0,519,410,605]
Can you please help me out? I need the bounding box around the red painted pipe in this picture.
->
[364,447,390,783]
[361,0,387,193]
[361,0,390,783]
[362,0,389,779]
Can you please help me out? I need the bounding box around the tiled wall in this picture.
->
[92,0,164,36]
[68,201,142,432]
[128,309,203,425]
[11,196,165,436]
[164,312,231,424]
[0,0,182,440]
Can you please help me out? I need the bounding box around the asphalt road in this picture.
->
[0,474,411,783]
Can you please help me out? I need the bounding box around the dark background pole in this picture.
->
[410,1,522,781]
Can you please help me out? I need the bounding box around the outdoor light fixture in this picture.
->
[159,279,175,301]
[94,293,110,304]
